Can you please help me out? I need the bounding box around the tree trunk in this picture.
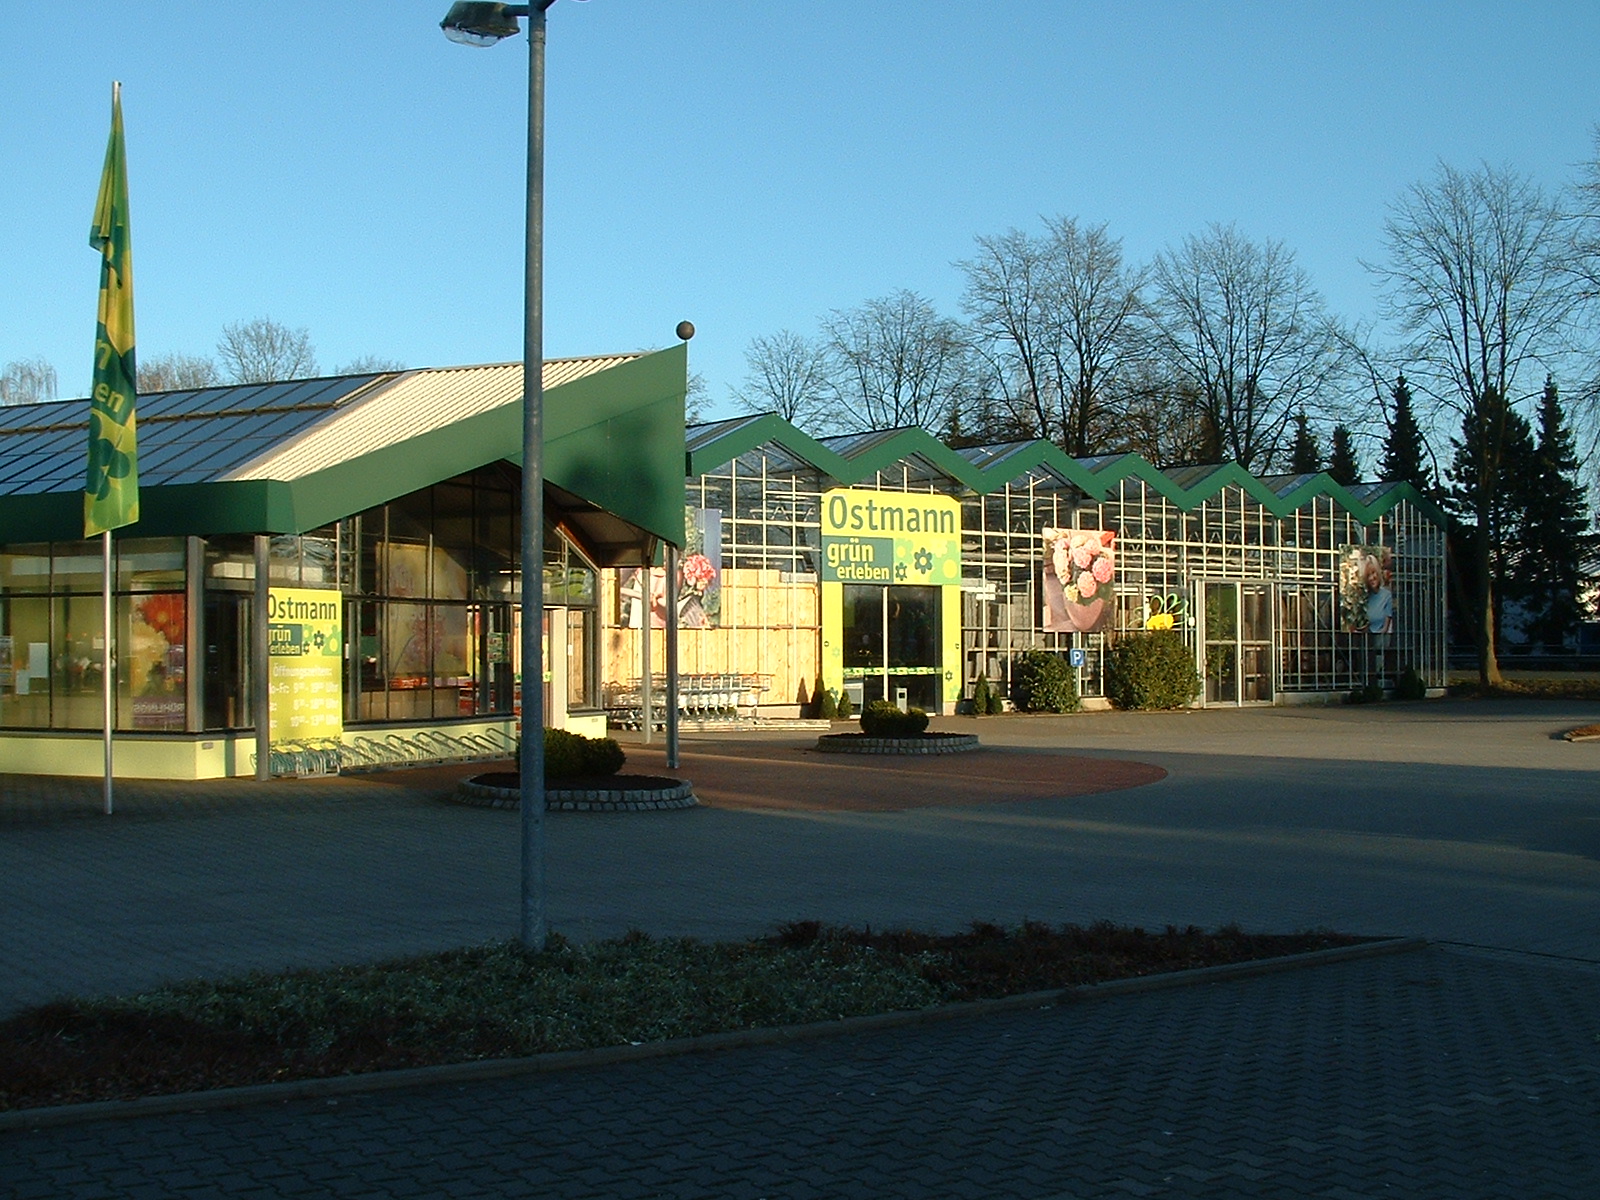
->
[1475,530,1503,687]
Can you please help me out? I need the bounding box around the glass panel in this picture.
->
[0,544,51,594]
[567,607,594,709]
[1241,585,1273,642]
[887,587,939,668]
[123,593,186,730]
[52,542,105,594]
[0,595,52,728]
[117,538,186,592]
[203,592,251,729]
[841,585,884,671]
[1204,583,1237,641]
[1205,643,1238,705]
[52,593,106,729]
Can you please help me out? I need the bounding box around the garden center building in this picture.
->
[605,414,1447,725]
[0,347,1447,780]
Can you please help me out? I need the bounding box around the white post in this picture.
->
[102,530,114,815]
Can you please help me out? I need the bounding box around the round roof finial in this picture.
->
[675,320,695,341]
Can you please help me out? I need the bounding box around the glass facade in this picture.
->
[613,438,1449,716]
[0,466,601,734]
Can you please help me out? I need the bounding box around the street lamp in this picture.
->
[441,0,558,950]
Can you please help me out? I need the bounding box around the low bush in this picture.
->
[1347,682,1385,705]
[1396,665,1428,701]
[1105,631,1201,710]
[521,728,626,781]
[970,674,993,716]
[859,699,930,737]
[836,689,855,720]
[1009,648,1078,713]
[816,678,838,720]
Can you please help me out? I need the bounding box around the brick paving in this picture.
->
[5,947,1599,1198]
[4,698,1600,1196]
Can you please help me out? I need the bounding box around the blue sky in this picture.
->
[4,1,1599,422]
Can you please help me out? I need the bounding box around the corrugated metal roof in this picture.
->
[231,355,638,481]
[686,413,771,455]
[0,375,388,494]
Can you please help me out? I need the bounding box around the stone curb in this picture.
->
[814,733,981,755]
[0,936,1424,1132]
[451,778,698,812]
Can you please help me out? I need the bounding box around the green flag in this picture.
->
[85,81,139,537]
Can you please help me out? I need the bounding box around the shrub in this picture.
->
[1396,665,1428,701]
[1009,649,1078,713]
[1105,631,1201,711]
[986,680,1006,714]
[813,676,836,719]
[859,699,930,737]
[536,728,626,781]
[1347,682,1385,705]
[836,689,855,720]
[970,674,992,716]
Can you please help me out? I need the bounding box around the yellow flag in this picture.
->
[85,81,139,536]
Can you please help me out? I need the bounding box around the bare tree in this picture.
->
[959,217,1146,454]
[1372,161,1581,685]
[334,355,406,375]
[139,352,220,392]
[1150,223,1347,470]
[0,357,59,405]
[821,290,972,434]
[730,330,833,430]
[216,317,319,383]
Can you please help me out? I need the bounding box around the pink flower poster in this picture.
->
[1042,528,1116,633]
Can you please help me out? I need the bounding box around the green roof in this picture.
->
[687,415,1446,527]
[0,347,689,556]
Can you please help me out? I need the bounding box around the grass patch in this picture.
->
[1,921,1361,1112]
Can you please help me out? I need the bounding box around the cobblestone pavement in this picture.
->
[5,946,1600,1198]
[4,699,1600,1196]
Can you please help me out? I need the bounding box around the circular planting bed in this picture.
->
[453,772,697,812]
[815,732,981,756]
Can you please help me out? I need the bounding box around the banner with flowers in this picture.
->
[1339,544,1395,635]
[1042,528,1116,633]
[620,507,722,629]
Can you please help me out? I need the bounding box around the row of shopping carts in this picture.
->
[605,673,771,730]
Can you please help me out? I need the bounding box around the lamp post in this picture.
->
[441,0,557,950]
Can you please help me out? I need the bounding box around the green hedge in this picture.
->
[859,700,930,737]
[1009,649,1079,713]
[1105,631,1200,710]
[518,728,626,781]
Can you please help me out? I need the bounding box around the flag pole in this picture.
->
[103,530,114,815]
[86,80,138,817]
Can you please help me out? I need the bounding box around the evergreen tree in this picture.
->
[1521,377,1598,648]
[1288,411,1322,474]
[1445,386,1536,646]
[1379,373,1433,493]
[1327,424,1361,486]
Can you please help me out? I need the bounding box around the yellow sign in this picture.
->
[820,489,961,584]
[267,587,343,771]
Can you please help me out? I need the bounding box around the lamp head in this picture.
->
[440,2,528,46]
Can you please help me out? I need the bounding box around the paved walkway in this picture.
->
[4,697,1600,1196]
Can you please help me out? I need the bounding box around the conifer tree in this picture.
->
[1379,374,1433,493]
[1445,386,1536,646]
[1288,411,1322,474]
[1327,424,1361,486]
[1521,377,1598,648]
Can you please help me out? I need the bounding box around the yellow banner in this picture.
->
[267,588,343,770]
[85,82,139,537]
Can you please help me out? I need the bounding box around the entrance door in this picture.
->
[841,584,942,711]
[1202,582,1274,705]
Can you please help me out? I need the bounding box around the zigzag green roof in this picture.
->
[688,414,1446,527]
